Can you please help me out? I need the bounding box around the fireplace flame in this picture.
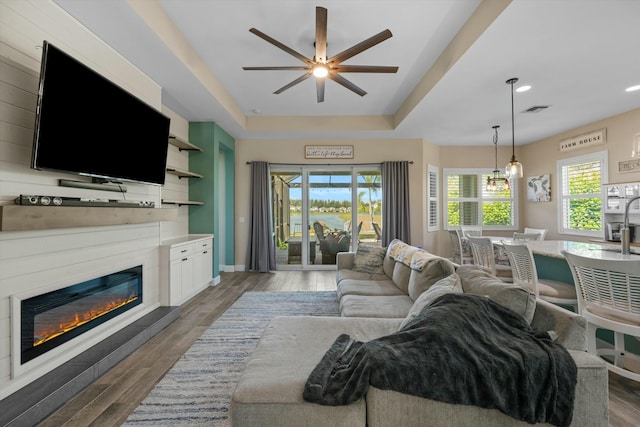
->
[33,295,138,347]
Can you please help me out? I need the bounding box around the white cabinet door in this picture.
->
[193,247,213,288]
[161,235,213,306]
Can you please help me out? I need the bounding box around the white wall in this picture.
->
[0,0,187,399]
[521,107,640,240]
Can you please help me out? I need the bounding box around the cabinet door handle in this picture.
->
[182,258,188,261]
[203,250,208,254]
[181,249,188,253]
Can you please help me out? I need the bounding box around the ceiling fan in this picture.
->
[243,6,398,103]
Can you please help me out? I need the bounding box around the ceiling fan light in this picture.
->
[313,65,329,78]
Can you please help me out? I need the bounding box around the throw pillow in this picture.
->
[456,265,536,324]
[407,255,457,301]
[399,273,462,330]
[352,245,386,274]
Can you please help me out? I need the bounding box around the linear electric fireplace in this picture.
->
[21,266,143,364]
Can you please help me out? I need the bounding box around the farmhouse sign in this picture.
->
[305,145,354,159]
[559,128,606,152]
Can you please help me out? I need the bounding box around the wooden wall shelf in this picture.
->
[168,134,203,152]
[165,167,203,179]
[161,200,204,206]
[0,205,177,231]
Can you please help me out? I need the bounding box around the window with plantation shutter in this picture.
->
[557,150,607,236]
[443,168,518,230]
[427,165,439,231]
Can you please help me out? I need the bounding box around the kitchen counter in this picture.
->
[527,240,640,260]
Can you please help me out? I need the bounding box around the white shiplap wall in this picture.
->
[0,0,189,399]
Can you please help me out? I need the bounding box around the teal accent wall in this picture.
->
[188,122,235,278]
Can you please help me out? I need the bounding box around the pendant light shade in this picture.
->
[505,77,523,179]
[486,125,509,192]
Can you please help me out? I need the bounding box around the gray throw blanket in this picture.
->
[303,293,577,427]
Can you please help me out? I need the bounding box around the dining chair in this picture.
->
[523,227,548,240]
[513,232,542,241]
[502,242,578,312]
[467,236,512,282]
[562,250,640,382]
[448,230,473,265]
[460,226,482,238]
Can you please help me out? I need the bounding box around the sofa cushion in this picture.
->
[231,316,401,427]
[352,245,386,274]
[386,239,409,260]
[337,268,388,284]
[407,251,457,301]
[399,273,462,329]
[340,294,414,318]
[391,262,413,294]
[337,279,404,298]
[383,254,395,278]
[456,265,536,324]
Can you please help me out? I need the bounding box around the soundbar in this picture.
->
[15,195,155,208]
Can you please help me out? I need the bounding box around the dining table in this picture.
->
[477,237,640,284]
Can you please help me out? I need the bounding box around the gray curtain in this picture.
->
[246,161,276,272]
[381,161,411,246]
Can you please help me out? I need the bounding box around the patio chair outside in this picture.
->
[312,221,325,241]
[372,222,382,242]
[563,250,640,382]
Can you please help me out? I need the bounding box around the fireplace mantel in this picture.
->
[0,205,177,231]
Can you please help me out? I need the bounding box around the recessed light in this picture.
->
[625,85,640,92]
[516,85,531,93]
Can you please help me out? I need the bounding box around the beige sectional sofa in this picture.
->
[231,240,609,427]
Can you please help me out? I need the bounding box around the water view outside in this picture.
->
[272,169,382,268]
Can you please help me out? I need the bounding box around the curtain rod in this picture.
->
[246,161,414,166]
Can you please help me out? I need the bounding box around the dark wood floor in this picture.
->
[39,271,640,427]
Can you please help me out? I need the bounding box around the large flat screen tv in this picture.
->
[31,41,170,186]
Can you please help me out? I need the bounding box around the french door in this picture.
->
[271,165,382,270]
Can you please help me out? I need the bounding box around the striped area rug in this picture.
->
[123,291,340,426]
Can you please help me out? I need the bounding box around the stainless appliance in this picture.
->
[606,222,637,242]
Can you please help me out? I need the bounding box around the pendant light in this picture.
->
[505,77,523,179]
[486,125,509,192]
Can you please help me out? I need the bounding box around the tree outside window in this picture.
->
[557,151,607,236]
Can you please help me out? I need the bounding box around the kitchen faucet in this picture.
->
[621,195,640,255]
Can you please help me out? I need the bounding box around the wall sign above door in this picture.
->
[305,145,354,159]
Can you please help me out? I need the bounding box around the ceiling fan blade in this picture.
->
[327,73,366,97]
[249,28,312,64]
[332,65,398,73]
[274,72,312,94]
[328,29,393,65]
[315,6,327,62]
[243,66,310,71]
[316,78,325,103]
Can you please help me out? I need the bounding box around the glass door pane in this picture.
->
[271,170,303,268]
[356,170,383,246]
[309,171,352,266]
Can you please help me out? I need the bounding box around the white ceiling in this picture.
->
[54,0,640,146]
